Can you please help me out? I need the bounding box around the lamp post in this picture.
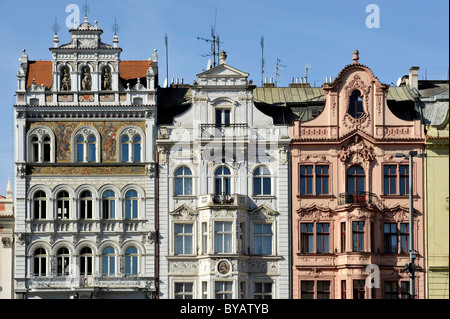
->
[395,151,426,299]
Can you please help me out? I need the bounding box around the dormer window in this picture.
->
[348,90,364,119]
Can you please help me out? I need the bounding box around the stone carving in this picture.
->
[16,163,26,179]
[103,68,112,90]
[2,237,12,248]
[337,135,375,163]
[61,68,71,91]
[169,204,198,220]
[81,67,92,91]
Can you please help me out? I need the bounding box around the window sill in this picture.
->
[252,195,275,199]
[296,194,335,199]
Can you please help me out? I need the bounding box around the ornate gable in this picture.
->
[169,204,198,220]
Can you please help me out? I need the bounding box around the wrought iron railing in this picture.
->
[213,192,235,205]
[338,191,384,209]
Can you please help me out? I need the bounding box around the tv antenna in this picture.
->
[52,17,60,35]
[305,64,312,83]
[164,34,169,87]
[261,36,265,86]
[275,58,286,87]
[197,0,222,67]
[82,0,90,19]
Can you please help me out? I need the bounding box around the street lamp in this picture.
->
[395,151,427,299]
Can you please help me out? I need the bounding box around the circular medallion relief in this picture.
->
[217,260,230,275]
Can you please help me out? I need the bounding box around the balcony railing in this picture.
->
[200,124,249,139]
[338,191,384,210]
[198,193,248,209]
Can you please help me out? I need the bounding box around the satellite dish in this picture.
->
[207,59,212,70]
[396,77,402,87]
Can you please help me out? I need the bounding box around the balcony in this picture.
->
[338,191,384,210]
[200,124,249,139]
[198,193,248,209]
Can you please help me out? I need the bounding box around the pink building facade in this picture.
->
[290,51,426,299]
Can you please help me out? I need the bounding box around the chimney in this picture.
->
[409,66,420,90]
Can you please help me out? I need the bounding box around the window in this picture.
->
[125,247,139,275]
[174,223,193,255]
[80,191,93,219]
[215,109,231,126]
[253,223,272,255]
[33,248,47,276]
[400,223,409,254]
[254,282,272,299]
[300,222,330,253]
[33,191,47,220]
[348,90,364,119]
[202,281,208,299]
[341,280,347,299]
[102,190,116,219]
[400,281,410,299]
[301,281,314,299]
[56,191,70,219]
[300,164,330,195]
[347,166,365,193]
[75,133,98,162]
[31,136,39,162]
[253,166,271,196]
[215,221,233,253]
[352,221,365,252]
[384,223,398,253]
[80,247,93,275]
[317,281,331,299]
[316,223,330,253]
[383,164,409,195]
[43,136,51,162]
[174,167,193,196]
[121,134,142,162]
[384,281,399,299]
[353,280,365,299]
[175,282,194,299]
[29,131,53,163]
[88,136,96,162]
[125,190,139,219]
[202,222,208,254]
[341,222,346,252]
[215,281,233,299]
[56,247,70,276]
[215,166,231,195]
[239,222,246,254]
[102,247,116,275]
[76,136,84,162]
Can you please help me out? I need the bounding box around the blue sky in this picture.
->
[0,0,448,194]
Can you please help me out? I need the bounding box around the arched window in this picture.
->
[121,133,142,162]
[43,136,51,162]
[121,136,129,161]
[102,247,116,276]
[56,191,70,219]
[125,190,139,219]
[31,136,39,162]
[74,127,99,163]
[33,248,47,276]
[29,129,54,163]
[347,166,365,193]
[215,166,231,195]
[80,247,93,275]
[88,136,96,162]
[102,190,116,219]
[76,136,84,162]
[174,167,193,196]
[133,136,141,162]
[125,247,139,275]
[253,166,271,196]
[80,191,93,219]
[56,247,70,275]
[348,90,364,119]
[33,191,47,220]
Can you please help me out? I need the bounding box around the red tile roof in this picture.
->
[119,60,152,80]
[26,61,53,89]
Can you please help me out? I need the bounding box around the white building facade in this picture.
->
[13,17,158,299]
[157,52,291,299]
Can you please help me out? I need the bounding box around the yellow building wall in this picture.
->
[425,137,449,299]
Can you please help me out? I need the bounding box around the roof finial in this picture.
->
[219,50,227,65]
[82,0,90,20]
[352,49,360,65]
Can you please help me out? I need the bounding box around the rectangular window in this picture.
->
[174,282,194,299]
[254,282,272,299]
[215,281,233,299]
[88,143,96,162]
[122,143,129,162]
[383,165,397,195]
[341,222,346,252]
[239,222,246,254]
[77,143,84,162]
[317,281,330,299]
[400,281,410,299]
[384,223,398,253]
[352,221,365,252]
[300,223,314,253]
[253,223,272,255]
[341,280,347,299]
[384,281,399,299]
[316,165,329,195]
[399,165,409,195]
[239,281,246,299]
[400,223,409,254]
[316,223,329,253]
[202,281,208,299]
[202,222,208,254]
[174,223,193,255]
[301,281,314,299]
[215,222,233,253]
[300,165,313,195]
[215,109,231,126]
[353,280,365,299]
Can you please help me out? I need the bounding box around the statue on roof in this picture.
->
[61,68,71,91]
[81,67,91,91]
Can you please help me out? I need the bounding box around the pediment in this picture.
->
[249,204,278,219]
[169,204,198,220]
[197,64,249,79]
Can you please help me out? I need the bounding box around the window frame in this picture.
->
[79,190,94,220]
[102,247,116,276]
[214,221,233,254]
[174,282,195,299]
[253,282,273,299]
[125,246,139,275]
[174,222,194,256]
[253,166,272,197]
[299,222,331,254]
[252,222,273,255]
[101,190,116,220]
[298,163,331,197]
[174,166,194,197]
[352,221,365,252]
[56,247,70,276]
[382,163,411,196]
[33,190,47,220]
[214,166,232,196]
[215,281,233,299]
[33,248,47,276]
[125,190,139,219]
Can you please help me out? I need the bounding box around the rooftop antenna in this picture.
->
[112,17,120,35]
[51,17,60,35]
[305,64,312,83]
[275,58,286,87]
[164,34,169,87]
[82,0,90,19]
[261,36,265,86]
[197,0,222,67]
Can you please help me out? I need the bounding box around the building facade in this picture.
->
[156,52,291,299]
[13,16,158,299]
[0,179,14,299]
[290,51,426,299]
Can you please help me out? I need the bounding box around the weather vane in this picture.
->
[112,17,120,35]
[52,17,60,35]
[82,0,90,19]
